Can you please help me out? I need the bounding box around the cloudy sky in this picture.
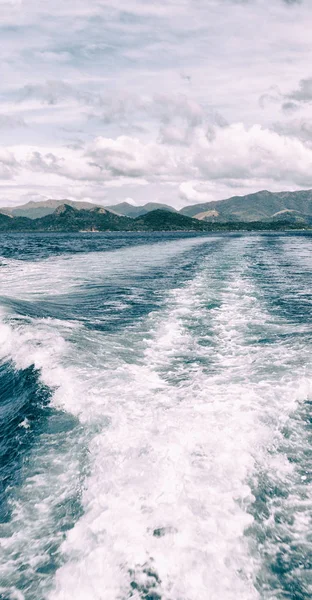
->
[0,0,312,208]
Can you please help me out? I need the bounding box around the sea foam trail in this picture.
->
[48,237,312,600]
[47,241,256,600]
[0,236,213,599]
[0,234,311,600]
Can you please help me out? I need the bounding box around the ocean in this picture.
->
[0,231,311,600]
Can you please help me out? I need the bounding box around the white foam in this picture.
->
[0,237,209,301]
[49,237,312,600]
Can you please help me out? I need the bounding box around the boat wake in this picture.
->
[0,233,311,599]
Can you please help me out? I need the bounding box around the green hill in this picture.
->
[0,212,33,231]
[132,209,209,231]
[31,204,133,231]
[180,189,312,222]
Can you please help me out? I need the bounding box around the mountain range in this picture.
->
[0,189,311,232]
[180,189,312,223]
[0,203,308,234]
[0,205,209,233]
[109,190,312,223]
[0,200,177,220]
[0,199,104,219]
[1,189,312,224]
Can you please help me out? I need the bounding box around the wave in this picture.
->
[0,315,87,599]
[0,359,51,522]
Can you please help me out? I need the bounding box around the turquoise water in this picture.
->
[0,232,311,600]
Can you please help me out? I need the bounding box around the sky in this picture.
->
[0,0,312,209]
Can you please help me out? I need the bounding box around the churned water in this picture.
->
[0,232,311,600]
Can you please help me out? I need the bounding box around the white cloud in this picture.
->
[0,0,311,206]
[86,124,312,188]
[0,148,18,179]
[5,121,312,193]
[190,123,312,184]
[179,181,213,203]
[86,135,180,179]
[273,117,312,144]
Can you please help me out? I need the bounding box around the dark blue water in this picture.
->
[0,232,311,600]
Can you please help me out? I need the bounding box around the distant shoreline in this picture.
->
[0,226,310,234]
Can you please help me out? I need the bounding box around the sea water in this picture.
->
[0,232,311,600]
